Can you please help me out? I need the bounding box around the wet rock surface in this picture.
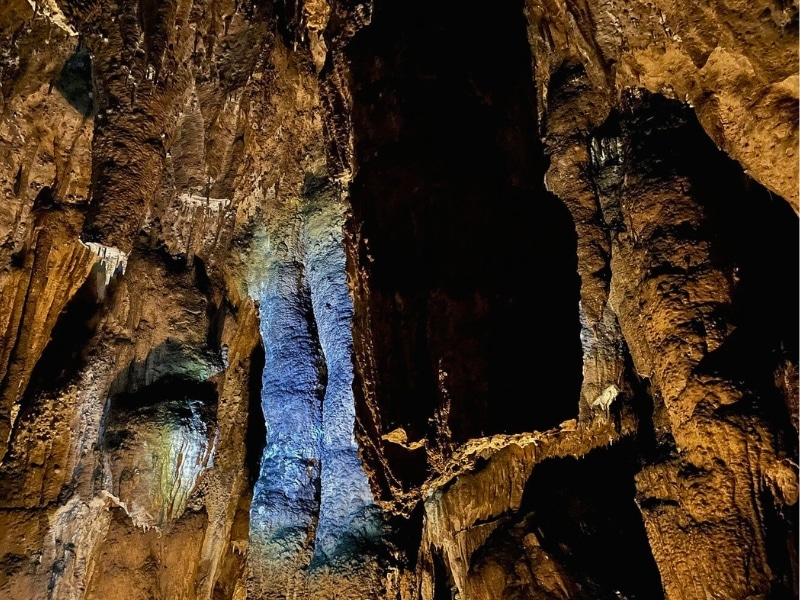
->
[0,0,797,598]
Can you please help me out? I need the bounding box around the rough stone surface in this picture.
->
[0,0,796,599]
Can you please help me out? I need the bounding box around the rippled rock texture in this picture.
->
[0,0,796,598]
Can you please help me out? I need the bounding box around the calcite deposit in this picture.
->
[0,0,796,598]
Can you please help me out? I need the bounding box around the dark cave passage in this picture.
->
[430,545,456,600]
[519,442,664,600]
[461,441,665,599]
[245,339,267,488]
[345,0,582,451]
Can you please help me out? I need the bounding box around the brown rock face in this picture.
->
[0,0,796,599]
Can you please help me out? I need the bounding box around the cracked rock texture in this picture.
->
[0,0,797,598]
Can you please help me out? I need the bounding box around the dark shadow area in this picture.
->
[760,485,799,600]
[388,502,425,568]
[154,243,189,272]
[105,374,218,430]
[24,266,103,397]
[519,441,664,599]
[54,46,94,117]
[698,172,797,448]
[381,441,428,492]
[245,339,267,487]
[32,185,56,210]
[194,257,228,355]
[345,0,582,456]
[431,545,456,600]
[106,337,222,399]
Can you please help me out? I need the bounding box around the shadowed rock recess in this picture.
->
[0,0,796,598]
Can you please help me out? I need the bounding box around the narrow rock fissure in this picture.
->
[245,339,267,488]
[431,546,456,600]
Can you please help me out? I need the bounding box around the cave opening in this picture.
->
[519,441,665,600]
[345,0,582,451]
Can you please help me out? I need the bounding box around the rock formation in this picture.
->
[0,0,796,598]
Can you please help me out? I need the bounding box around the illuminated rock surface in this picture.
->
[0,0,796,598]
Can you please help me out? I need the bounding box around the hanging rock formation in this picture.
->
[0,0,796,598]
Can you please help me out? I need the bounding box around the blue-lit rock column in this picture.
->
[248,179,385,598]
[303,184,383,568]
[250,248,325,585]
